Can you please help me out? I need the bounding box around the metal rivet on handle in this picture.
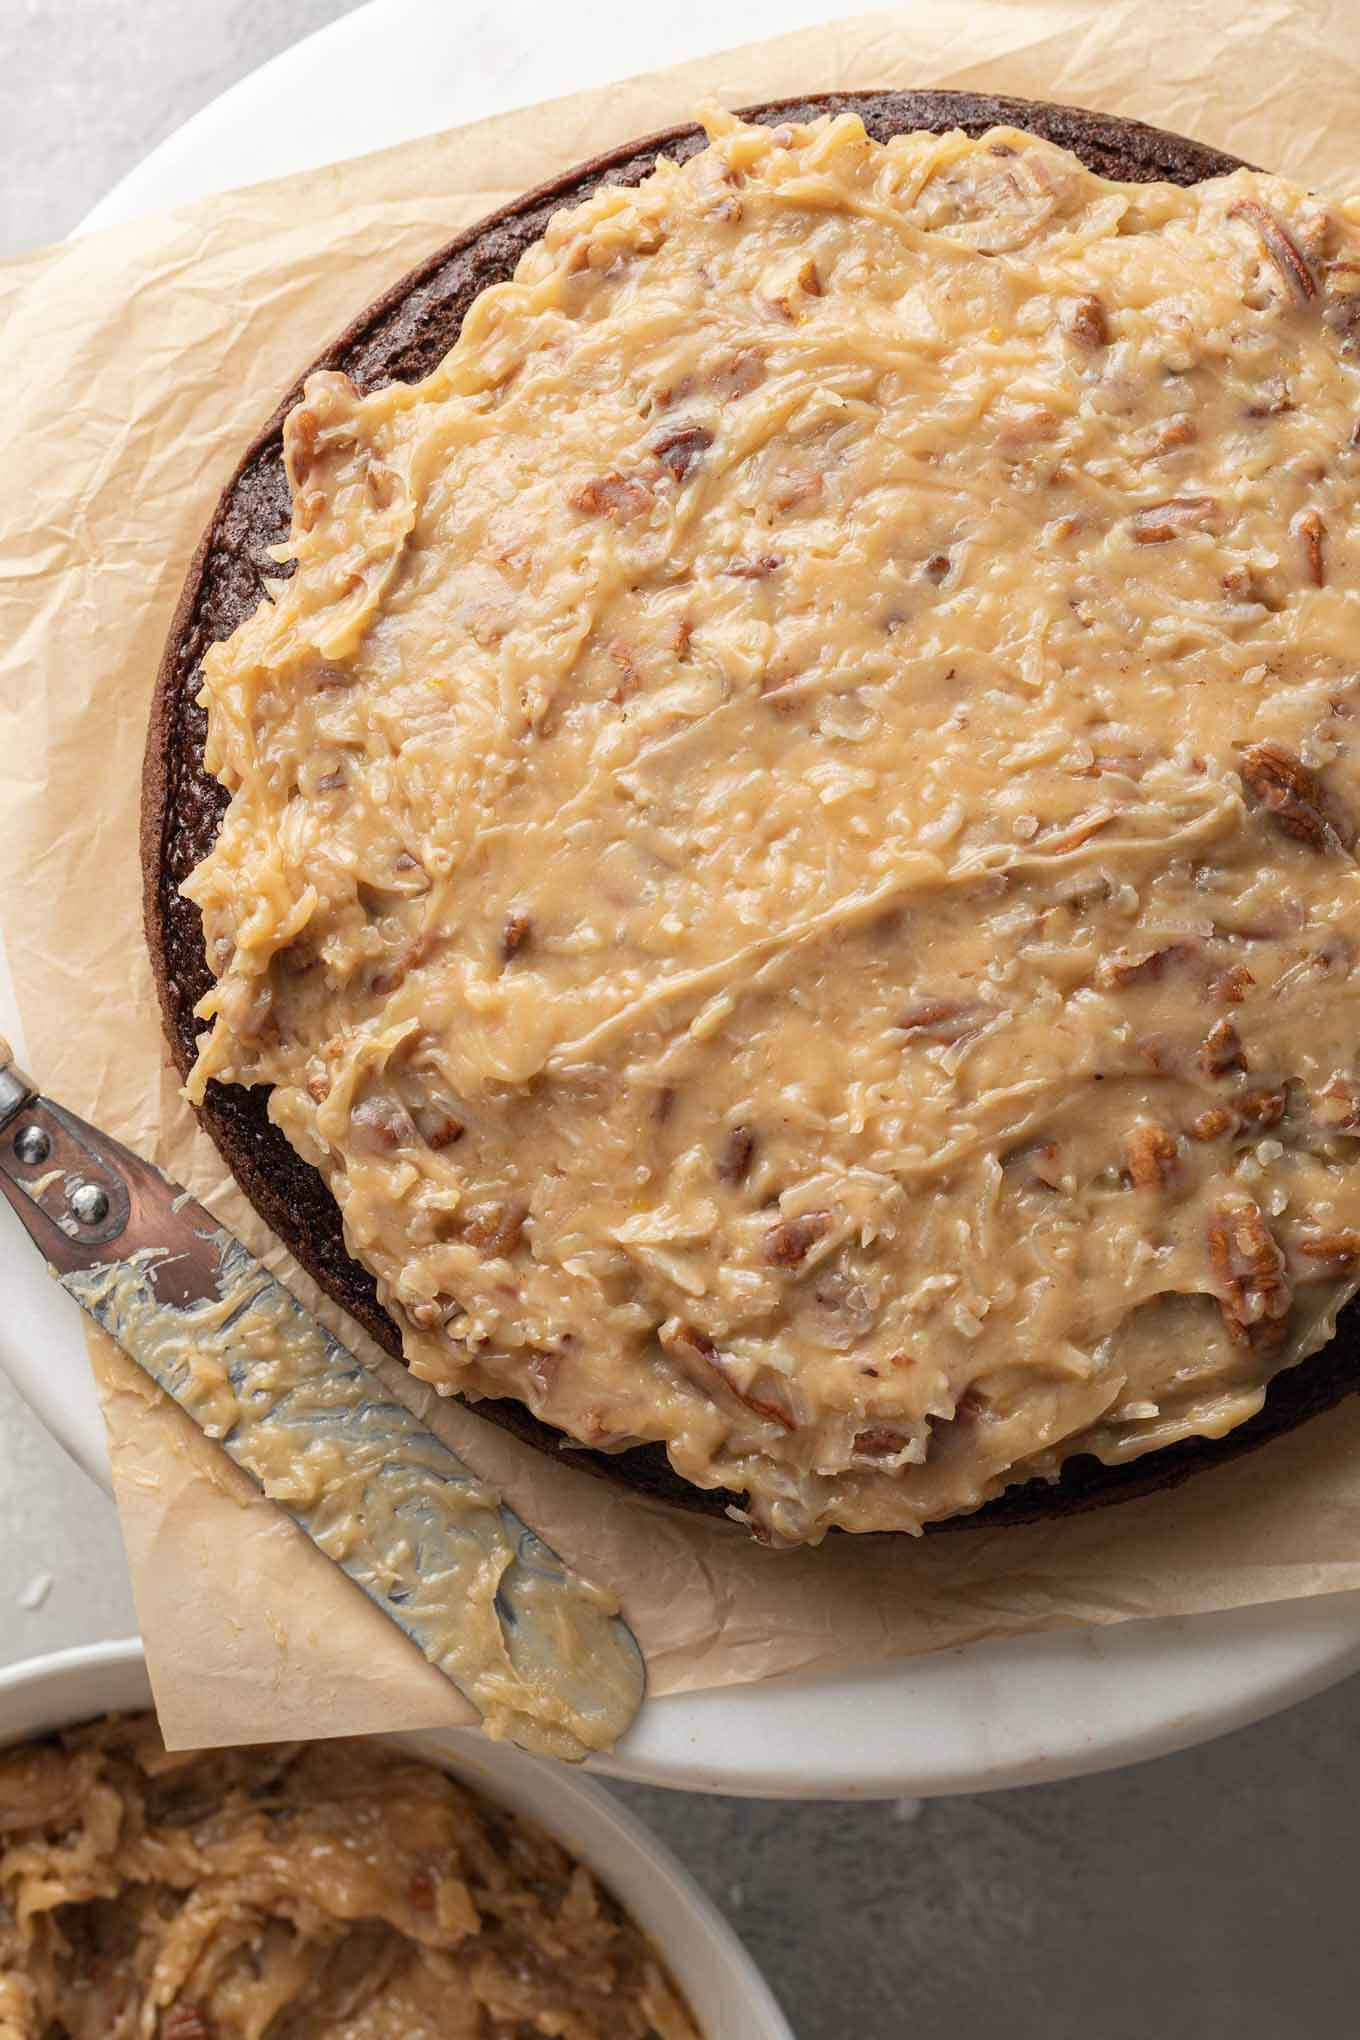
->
[13,1124,50,1166]
[69,1182,110,1226]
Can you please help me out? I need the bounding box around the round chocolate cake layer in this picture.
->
[144,90,1360,1529]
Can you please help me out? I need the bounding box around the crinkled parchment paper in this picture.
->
[3,3,1360,1749]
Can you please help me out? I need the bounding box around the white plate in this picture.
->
[5,0,1360,1800]
[0,1639,792,2040]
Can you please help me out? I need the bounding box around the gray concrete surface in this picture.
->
[2,7,1356,2036]
[0,0,363,256]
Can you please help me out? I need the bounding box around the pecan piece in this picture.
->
[568,471,653,520]
[349,1094,417,1155]
[306,661,356,693]
[1292,508,1326,586]
[1042,805,1115,854]
[1065,293,1110,347]
[997,405,1061,453]
[1139,1033,1176,1074]
[285,403,320,491]
[764,1211,833,1267]
[1298,1230,1360,1264]
[1316,1073,1360,1129]
[1221,563,1279,608]
[162,2010,213,2040]
[770,256,823,317]
[712,346,766,398]
[1129,496,1215,544]
[1247,373,1293,417]
[726,554,783,579]
[893,1000,978,1043]
[1207,1197,1291,1347]
[283,378,360,532]
[1095,942,1195,989]
[772,470,823,512]
[1199,1018,1247,1078]
[1229,199,1317,301]
[1150,414,1197,454]
[1189,1089,1286,1141]
[853,1426,912,1460]
[1001,1138,1062,1191]
[607,641,637,696]
[414,1103,465,1149]
[1323,265,1360,359]
[1122,1122,1180,1188]
[650,422,713,482]
[404,1299,445,1332]
[1088,751,1150,781]
[371,930,435,997]
[463,1198,528,1258]
[927,1390,986,1454]
[1239,742,1344,852]
[716,1124,756,1185]
[1237,1087,1287,1130]
[1312,935,1351,976]
[661,1322,797,1431]
[1210,963,1255,1004]
[810,1267,876,1347]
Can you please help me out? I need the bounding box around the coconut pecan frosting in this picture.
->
[0,1717,696,2036]
[184,109,1360,1542]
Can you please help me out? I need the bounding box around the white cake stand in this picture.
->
[4,0,1360,1798]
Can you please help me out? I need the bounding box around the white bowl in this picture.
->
[0,1640,792,2040]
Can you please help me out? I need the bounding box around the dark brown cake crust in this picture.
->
[145,90,1360,1531]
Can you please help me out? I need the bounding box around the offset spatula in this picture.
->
[0,1042,644,1760]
